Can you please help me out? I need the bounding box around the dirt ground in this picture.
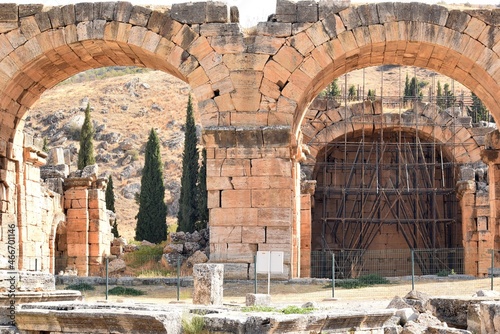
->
[61,276,499,312]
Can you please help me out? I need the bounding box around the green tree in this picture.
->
[178,95,199,233]
[436,81,444,109]
[105,175,115,212]
[322,79,341,99]
[468,92,489,123]
[367,89,376,101]
[196,148,208,230]
[348,85,357,101]
[77,103,96,170]
[135,128,167,243]
[404,75,423,103]
[443,83,455,109]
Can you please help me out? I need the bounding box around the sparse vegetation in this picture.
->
[107,286,145,296]
[181,315,205,334]
[124,243,164,268]
[330,274,390,289]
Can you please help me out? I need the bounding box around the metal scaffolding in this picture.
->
[303,66,487,278]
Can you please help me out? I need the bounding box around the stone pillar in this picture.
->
[480,130,500,276]
[22,134,50,272]
[300,180,316,278]
[64,178,92,276]
[88,188,111,276]
[205,127,294,279]
[193,263,224,305]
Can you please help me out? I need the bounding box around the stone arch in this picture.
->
[0,3,221,149]
[301,99,485,168]
[267,3,500,138]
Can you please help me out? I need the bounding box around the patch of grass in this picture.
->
[65,283,95,291]
[107,286,145,296]
[280,305,315,314]
[241,305,276,313]
[124,244,164,268]
[181,315,204,334]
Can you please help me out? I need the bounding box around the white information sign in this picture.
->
[255,251,284,294]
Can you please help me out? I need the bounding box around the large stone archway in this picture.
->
[0,1,500,278]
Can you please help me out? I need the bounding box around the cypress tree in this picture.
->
[77,103,96,170]
[135,128,167,243]
[196,148,208,230]
[436,81,444,110]
[468,93,489,123]
[105,175,115,212]
[177,95,199,233]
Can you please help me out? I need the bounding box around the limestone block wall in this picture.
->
[205,127,295,279]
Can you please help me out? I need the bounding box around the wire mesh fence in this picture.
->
[67,248,500,304]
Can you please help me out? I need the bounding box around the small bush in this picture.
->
[437,269,455,277]
[336,279,366,289]
[358,274,389,285]
[107,286,145,296]
[125,149,139,161]
[182,315,204,334]
[66,283,95,291]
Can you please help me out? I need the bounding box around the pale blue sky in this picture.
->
[2,0,498,27]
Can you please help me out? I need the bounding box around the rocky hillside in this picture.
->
[27,69,196,241]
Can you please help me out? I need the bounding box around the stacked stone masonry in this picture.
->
[0,0,499,278]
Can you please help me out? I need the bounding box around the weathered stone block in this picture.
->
[257,22,292,38]
[206,2,227,23]
[246,293,271,306]
[297,1,318,23]
[221,189,251,208]
[171,2,206,24]
[0,4,17,21]
[129,6,152,27]
[211,226,242,243]
[114,2,133,22]
[319,0,350,20]
[75,2,94,22]
[276,0,296,23]
[19,4,43,18]
[193,263,224,305]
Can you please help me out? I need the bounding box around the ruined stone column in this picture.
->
[300,180,316,278]
[479,130,500,276]
[64,178,92,276]
[193,263,224,305]
[204,126,294,279]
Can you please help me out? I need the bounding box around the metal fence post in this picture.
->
[491,249,495,291]
[177,256,181,301]
[332,253,335,298]
[411,250,415,291]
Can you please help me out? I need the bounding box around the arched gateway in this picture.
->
[0,0,499,277]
